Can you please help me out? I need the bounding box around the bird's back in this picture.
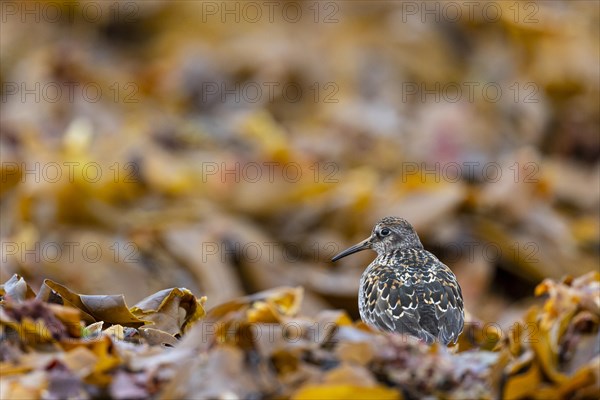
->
[358,248,464,345]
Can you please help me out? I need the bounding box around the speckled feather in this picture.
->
[359,248,464,345]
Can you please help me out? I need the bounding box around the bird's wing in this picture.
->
[429,264,465,345]
[364,268,430,341]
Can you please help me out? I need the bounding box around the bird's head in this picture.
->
[331,217,423,261]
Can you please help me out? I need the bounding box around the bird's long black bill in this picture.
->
[331,237,372,261]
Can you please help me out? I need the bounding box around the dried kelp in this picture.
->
[1,273,598,399]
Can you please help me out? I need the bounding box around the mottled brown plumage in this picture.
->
[332,217,464,345]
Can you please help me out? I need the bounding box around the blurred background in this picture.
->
[1,0,598,331]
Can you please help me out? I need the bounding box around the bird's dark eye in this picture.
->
[380,228,391,236]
